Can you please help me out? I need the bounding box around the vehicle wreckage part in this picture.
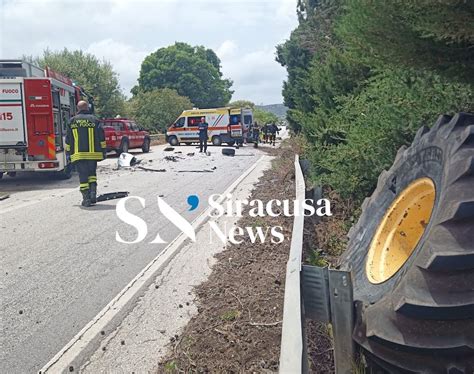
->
[341,113,474,372]
[222,148,235,156]
[96,192,130,202]
[117,152,140,168]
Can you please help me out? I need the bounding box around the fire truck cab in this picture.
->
[0,60,89,179]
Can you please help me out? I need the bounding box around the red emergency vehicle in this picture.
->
[0,60,90,179]
[99,118,150,155]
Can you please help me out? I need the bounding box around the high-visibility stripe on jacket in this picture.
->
[65,111,105,163]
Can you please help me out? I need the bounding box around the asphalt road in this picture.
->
[0,144,263,373]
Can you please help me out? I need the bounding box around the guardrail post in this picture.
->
[279,155,355,374]
[328,270,355,374]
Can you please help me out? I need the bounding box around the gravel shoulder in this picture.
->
[159,144,296,373]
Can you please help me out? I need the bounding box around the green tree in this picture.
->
[312,68,474,201]
[135,42,233,108]
[276,0,351,132]
[277,0,474,203]
[254,108,279,125]
[126,89,193,133]
[338,0,474,80]
[37,49,125,117]
[229,100,279,124]
[229,100,256,109]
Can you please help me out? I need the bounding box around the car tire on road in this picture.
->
[222,148,235,156]
[340,113,474,372]
[212,136,222,146]
[142,138,150,153]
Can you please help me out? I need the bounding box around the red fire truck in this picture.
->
[0,60,91,179]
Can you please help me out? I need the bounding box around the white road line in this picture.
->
[39,155,265,374]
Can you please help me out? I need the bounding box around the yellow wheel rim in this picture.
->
[366,178,436,284]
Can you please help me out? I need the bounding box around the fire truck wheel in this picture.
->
[54,163,73,180]
[168,136,179,146]
[142,138,150,153]
[212,136,222,146]
[340,113,474,372]
[117,139,129,155]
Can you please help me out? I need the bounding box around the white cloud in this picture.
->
[86,39,149,94]
[216,40,238,60]
[217,42,288,104]
[0,0,298,104]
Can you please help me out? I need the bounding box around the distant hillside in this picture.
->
[256,104,288,119]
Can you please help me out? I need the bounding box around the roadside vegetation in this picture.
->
[278,2,474,370]
[277,0,474,203]
[125,88,193,133]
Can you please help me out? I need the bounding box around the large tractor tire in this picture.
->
[340,113,474,372]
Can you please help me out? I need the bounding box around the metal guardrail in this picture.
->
[279,154,306,373]
[279,155,355,374]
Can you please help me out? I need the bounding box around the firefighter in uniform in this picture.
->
[65,101,106,207]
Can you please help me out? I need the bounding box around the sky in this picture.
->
[0,0,298,104]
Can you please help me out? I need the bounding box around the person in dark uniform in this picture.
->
[65,101,106,207]
[198,116,209,153]
[268,123,280,146]
[251,123,260,148]
[262,124,269,143]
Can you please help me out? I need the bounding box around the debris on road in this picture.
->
[0,193,10,201]
[187,153,195,156]
[164,147,175,152]
[137,166,167,173]
[164,155,183,162]
[118,153,141,168]
[177,170,214,173]
[96,192,130,202]
[222,148,235,156]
